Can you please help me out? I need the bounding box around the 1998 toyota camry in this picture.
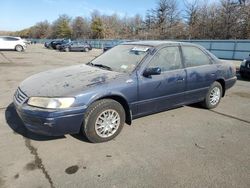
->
[14,41,237,143]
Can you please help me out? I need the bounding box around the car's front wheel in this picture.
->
[83,99,125,143]
[202,81,222,109]
[15,45,23,52]
[84,47,89,52]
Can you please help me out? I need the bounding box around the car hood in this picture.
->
[19,64,123,97]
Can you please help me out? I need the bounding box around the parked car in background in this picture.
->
[58,41,92,52]
[13,41,236,143]
[0,36,27,52]
[103,44,116,52]
[239,54,250,79]
[45,39,71,49]
[44,41,51,48]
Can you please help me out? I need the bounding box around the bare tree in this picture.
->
[218,0,239,39]
[184,0,200,39]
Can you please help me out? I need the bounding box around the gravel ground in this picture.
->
[0,45,249,188]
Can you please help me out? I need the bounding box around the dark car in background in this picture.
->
[13,41,236,143]
[44,41,51,48]
[239,54,250,79]
[58,41,92,52]
[44,39,71,49]
[103,44,116,52]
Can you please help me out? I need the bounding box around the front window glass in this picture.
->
[90,44,150,73]
[147,47,182,72]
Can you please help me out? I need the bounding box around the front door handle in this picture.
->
[176,77,185,83]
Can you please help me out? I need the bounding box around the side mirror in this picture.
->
[143,67,161,77]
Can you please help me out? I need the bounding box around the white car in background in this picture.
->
[0,36,27,52]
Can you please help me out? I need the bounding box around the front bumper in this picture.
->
[14,102,87,136]
[22,44,27,49]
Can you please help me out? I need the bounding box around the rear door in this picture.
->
[137,46,186,115]
[181,45,217,103]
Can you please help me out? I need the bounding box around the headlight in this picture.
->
[27,97,75,109]
[241,59,246,67]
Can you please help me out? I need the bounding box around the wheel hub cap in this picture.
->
[209,87,220,106]
[95,109,120,138]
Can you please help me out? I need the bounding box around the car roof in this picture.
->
[122,40,196,47]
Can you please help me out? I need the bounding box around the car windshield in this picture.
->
[90,44,150,73]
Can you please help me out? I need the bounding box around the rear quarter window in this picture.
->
[182,46,211,67]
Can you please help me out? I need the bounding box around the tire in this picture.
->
[84,47,89,52]
[83,99,125,143]
[65,47,69,52]
[201,81,222,109]
[15,45,23,52]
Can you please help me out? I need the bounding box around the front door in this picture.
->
[137,46,186,116]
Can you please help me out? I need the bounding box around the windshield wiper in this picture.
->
[88,62,113,71]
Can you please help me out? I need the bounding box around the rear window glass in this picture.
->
[182,46,211,67]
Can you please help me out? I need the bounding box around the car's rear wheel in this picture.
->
[202,81,222,109]
[15,45,23,52]
[83,99,125,143]
[65,47,69,52]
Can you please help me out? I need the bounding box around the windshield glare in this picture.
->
[91,45,150,73]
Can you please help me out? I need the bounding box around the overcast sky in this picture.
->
[0,0,219,31]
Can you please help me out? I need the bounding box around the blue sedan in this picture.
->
[14,41,237,143]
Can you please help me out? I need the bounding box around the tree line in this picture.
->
[3,0,250,40]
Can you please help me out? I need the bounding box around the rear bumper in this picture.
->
[225,76,237,90]
[14,103,86,136]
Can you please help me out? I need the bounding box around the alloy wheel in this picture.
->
[95,109,120,138]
